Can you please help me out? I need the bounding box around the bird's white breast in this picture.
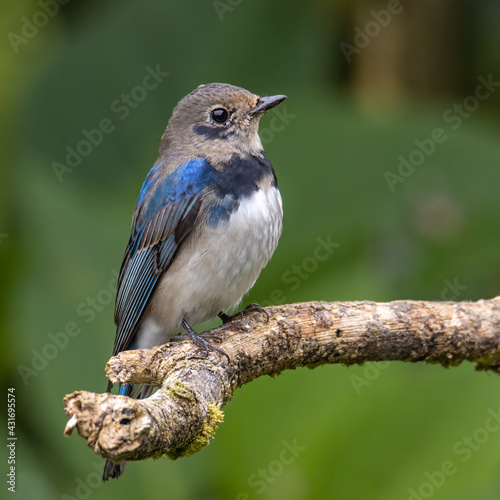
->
[138,186,283,348]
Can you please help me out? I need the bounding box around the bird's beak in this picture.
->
[251,94,287,115]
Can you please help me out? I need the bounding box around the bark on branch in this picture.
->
[64,298,500,465]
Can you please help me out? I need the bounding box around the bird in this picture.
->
[102,83,286,480]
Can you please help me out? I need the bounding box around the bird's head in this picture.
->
[161,83,286,162]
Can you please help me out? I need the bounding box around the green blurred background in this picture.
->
[2,0,500,499]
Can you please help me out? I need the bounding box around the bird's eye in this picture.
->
[210,108,229,124]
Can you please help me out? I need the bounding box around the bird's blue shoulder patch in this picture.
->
[135,154,275,231]
[137,160,164,205]
[137,158,213,209]
[168,158,214,199]
[132,158,215,242]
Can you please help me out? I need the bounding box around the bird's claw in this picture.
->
[219,303,269,324]
[176,320,230,363]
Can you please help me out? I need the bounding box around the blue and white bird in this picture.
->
[103,83,286,480]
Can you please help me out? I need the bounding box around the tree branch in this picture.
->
[64,298,500,465]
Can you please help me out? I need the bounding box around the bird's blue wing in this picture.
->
[112,158,212,356]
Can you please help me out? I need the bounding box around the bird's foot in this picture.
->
[173,319,230,363]
[218,303,269,324]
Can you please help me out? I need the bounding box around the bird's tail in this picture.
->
[102,383,154,481]
[102,383,132,481]
[103,460,126,481]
